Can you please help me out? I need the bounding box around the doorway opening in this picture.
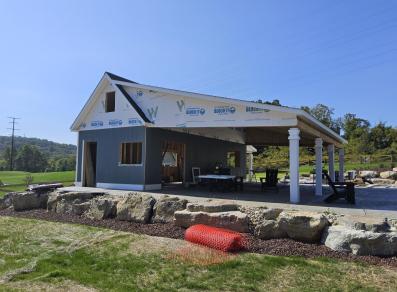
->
[83,142,97,187]
[161,141,186,185]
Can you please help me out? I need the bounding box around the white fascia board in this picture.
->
[298,111,348,145]
[161,118,298,129]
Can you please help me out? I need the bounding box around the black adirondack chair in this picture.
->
[323,170,355,204]
[260,168,279,192]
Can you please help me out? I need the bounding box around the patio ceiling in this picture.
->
[244,118,343,148]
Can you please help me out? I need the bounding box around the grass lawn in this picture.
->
[0,216,396,291]
[0,171,75,197]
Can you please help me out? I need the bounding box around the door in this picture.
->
[161,141,186,183]
[83,142,97,187]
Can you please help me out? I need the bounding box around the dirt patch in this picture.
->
[1,208,397,268]
[168,245,236,266]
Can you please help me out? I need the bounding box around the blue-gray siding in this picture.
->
[145,128,246,185]
[76,127,246,186]
[77,127,146,185]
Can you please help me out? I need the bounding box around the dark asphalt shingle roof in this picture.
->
[105,72,138,84]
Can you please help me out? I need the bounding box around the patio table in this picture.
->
[198,174,236,191]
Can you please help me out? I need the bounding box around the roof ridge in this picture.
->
[105,72,138,84]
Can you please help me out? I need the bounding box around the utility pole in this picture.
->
[7,117,20,171]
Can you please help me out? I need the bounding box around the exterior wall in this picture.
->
[76,127,146,186]
[145,128,246,185]
[76,126,246,189]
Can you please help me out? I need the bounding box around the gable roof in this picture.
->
[70,72,149,131]
[71,72,347,145]
[106,73,346,144]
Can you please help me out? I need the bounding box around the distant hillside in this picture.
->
[0,136,76,158]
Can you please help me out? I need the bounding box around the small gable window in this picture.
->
[105,92,115,112]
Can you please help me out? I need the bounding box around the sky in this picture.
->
[0,0,396,145]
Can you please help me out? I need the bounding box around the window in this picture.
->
[105,92,115,112]
[120,142,142,165]
[227,151,240,168]
[162,152,178,167]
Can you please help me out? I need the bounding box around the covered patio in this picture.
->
[166,118,347,204]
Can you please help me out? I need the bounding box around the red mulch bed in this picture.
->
[1,208,397,268]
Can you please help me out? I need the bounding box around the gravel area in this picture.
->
[1,208,397,268]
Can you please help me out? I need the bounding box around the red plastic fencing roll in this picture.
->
[185,224,245,252]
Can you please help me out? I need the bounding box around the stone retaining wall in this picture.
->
[0,189,396,257]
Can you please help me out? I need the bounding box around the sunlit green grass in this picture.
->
[0,171,75,197]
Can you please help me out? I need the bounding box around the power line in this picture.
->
[7,117,20,171]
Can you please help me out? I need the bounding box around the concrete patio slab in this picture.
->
[60,183,397,223]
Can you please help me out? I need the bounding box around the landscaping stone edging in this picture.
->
[1,189,397,257]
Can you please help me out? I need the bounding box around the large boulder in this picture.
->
[174,210,249,233]
[359,170,378,178]
[152,196,188,223]
[322,225,397,256]
[278,211,329,243]
[47,190,105,213]
[0,192,14,209]
[186,200,239,213]
[241,206,283,224]
[85,197,119,220]
[12,191,48,211]
[56,198,91,216]
[370,178,395,185]
[254,220,287,239]
[116,193,156,223]
[380,171,397,180]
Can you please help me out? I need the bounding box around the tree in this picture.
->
[14,145,48,172]
[1,146,11,170]
[254,99,282,106]
[301,104,342,133]
[342,113,373,154]
[369,122,394,150]
[342,113,371,140]
[47,155,76,172]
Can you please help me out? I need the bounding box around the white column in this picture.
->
[339,148,345,182]
[249,153,254,182]
[327,144,335,182]
[288,128,300,203]
[315,138,323,196]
